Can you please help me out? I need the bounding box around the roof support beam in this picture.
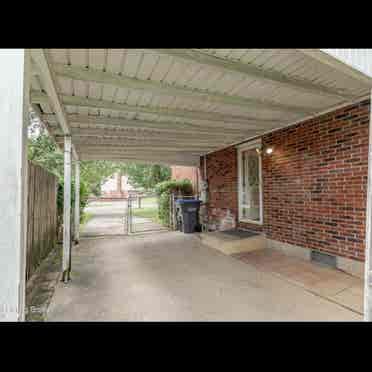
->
[66,147,214,154]
[32,91,287,129]
[61,143,214,153]
[80,149,199,161]
[75,146,203,154]
[55,134,220,147]
[52,63,313,115]
[78,155,206,161]
[51,127,247,142]
[80,154,199,166]
[58,134,233,148]
[30,50,79,160]
[79,151,203,158]
[58,140,216,151]
[42,112,267,135]
[69,144,213,152]
[152,49,357,100]
[31,51,70,134]
[55,128,243,145]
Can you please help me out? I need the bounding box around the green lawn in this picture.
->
[132,206,160,224]
[133,196,157,208]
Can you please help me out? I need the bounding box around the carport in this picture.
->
[1,48,372,321]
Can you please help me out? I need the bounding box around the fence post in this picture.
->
[170,193,176,230]
[129,197,133,234]
[174,194,176,229]
[125,196,129,235]
[126,197,130,235]
[170,193,173,229]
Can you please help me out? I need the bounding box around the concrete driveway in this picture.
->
[46,230,362,321]
[82,200,166,236]
[82,200,127,237]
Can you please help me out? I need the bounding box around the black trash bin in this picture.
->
[176,199,201,233]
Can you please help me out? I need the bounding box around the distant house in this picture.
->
[99,172,136,200]
[171,166,200,195]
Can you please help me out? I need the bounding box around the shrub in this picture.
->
[155,179,193,226]
[57,179,90,232]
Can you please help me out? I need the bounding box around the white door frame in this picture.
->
[237,138,263,225]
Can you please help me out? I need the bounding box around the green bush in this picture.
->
[57,179,90,228]
[155,179,193,226]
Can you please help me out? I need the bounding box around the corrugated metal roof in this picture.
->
[30,49,372,166]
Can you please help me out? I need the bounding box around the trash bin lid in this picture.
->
[175,199,201,204]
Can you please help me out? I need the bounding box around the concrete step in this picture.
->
[199,230,267,255]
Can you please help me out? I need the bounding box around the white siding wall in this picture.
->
[322,49,372,78]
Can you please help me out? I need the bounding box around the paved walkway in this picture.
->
[82,200,127,237]
[47,230,362,321]
[234,249,363,314]
[82,200,165,237]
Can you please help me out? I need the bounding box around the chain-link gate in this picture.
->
[124,196,133,235]
[124,195,167,235]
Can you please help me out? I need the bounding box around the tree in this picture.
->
[28,114,171,195]
[28,117,118,196]
[116,163,171,191]
[28,124,64,178]
[79,161,118,196]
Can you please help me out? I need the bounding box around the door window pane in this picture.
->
[241,148,260,221]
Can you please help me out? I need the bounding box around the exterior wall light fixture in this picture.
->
[255,147,262,155]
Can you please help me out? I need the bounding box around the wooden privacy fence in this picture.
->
[26,162,58,281]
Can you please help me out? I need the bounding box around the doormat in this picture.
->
[221,229,260,238]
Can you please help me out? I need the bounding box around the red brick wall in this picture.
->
[202,146,239,231]
[201,99,370,262]
[171,166,200,194]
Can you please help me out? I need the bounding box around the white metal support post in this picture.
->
[364,91,372,321]
[74,160,80,243]
[63,136,72,282]
[0,49,30,321]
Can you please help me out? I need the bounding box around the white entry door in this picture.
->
[237,140,263,225]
